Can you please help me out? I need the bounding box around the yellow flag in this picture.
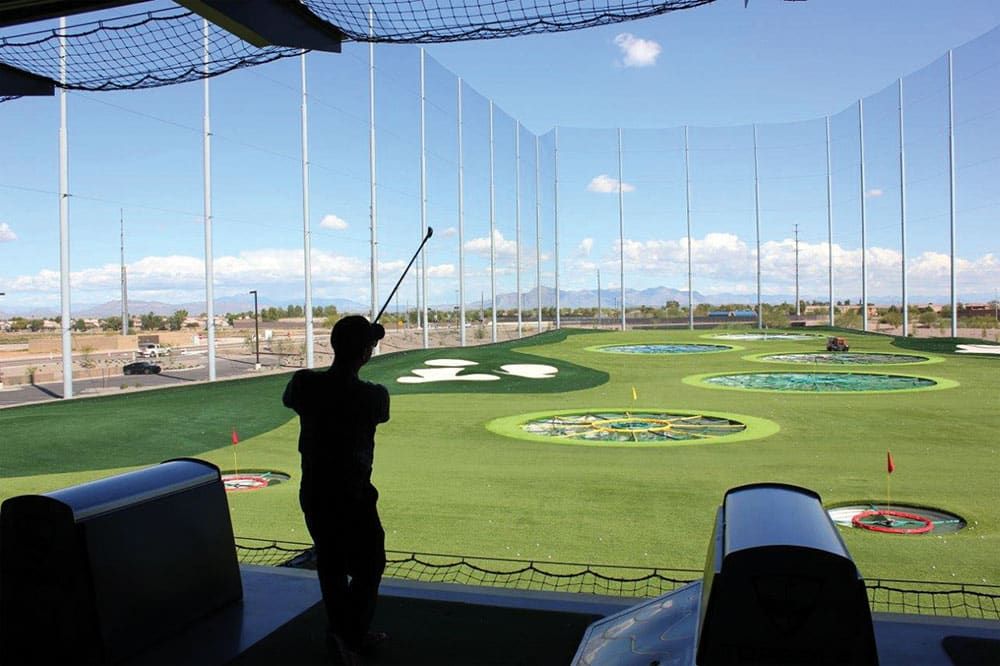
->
[631,386,638,401]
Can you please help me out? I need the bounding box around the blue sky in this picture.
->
[1,0,1000,315]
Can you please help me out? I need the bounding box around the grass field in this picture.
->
[2,327,998,586]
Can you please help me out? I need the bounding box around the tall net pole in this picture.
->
[301,52,314,367]
[535,135,542,331]
[826,116,834,327]
[59,16,73,399]
[457,78,466,346]
[420,49,429,349]
[899,78,908,338]
[202,19,216,382]
[948,49,957,338]
[859,99,868,333]
[617,127,625,331]
[368,9,378,323]
[752,124,762,330]
[121,209,128,337]
[554,127,561,329]
[685,126,693,331]
[489,100,497,342]
[515,121,522,337]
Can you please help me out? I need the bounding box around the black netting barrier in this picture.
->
[0,8,300,92]
[305,0,716,43]
[0,1,715,94]
[234,538,1000,619]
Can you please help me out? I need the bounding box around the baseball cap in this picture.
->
[331,315,385,356]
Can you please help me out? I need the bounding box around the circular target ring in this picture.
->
[486,409,779,448]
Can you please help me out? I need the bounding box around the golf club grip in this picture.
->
[374,227,433,324]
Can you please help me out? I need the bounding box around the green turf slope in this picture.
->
[2,328,998,588]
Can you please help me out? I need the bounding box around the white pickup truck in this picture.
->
[138,343,170,358]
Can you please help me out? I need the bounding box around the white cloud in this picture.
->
[427,263,456,278]
[587,174,635,193]
[464,229,518,259]
[441,227,457,238]
[0,222,16,242]
[578,238,594,256]
[320,214,348,230]
[866,188,884,198]
[614,33,662,68]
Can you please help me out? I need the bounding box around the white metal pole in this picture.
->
[753,124,762,329]
[488,100,497,342]
[458,78,466,346]
[899,78,908,337]
[794,223,800,315]
[368,9,378,322]
[827,116,834,327]
[859,99,869,333]
[420,49,429,349]
[948,49,958,337]
[58,17,72,399]
[202,19,216,381]
[554,127,561,329]
[535,135,542,331]
[685,125,693,330]
[617,127,626,331]
[515,121,522,337]
[121,209,127,336]
[301,52,314,367]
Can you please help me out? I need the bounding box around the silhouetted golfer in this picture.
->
[282,315,389,664]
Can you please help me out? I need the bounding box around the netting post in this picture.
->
[58,16,73,400]
[617,127,625,331]
[301,52,314,368]
[899,78,908,338]
[859,98,868,333]
[515,121,522,338]
[368,9,378,324]
[202,19,216,382]
[554,126,561,329]
[457,78,466,347]
[489,100,497,343]
[827,116,834,327]
[948,49,957,338]
[535,135,542,332]
[420,49,429,350]
[753,124,762,330]
[685,125,693,331]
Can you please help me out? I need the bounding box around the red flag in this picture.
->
[887,450,894,474]
[231,429,239,446]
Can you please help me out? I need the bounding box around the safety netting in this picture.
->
[591,344,731,354]
[0,0,715,93]
[703,372,937,392]
[521,411,747,443]
[759,352,929,365]
[234,538,1000,619]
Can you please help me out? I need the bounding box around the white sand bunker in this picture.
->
[497,364,558,378]
[956,344,1000,355]
[397,359,559,383]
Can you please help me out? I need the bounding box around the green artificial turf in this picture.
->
[2,328,998,589]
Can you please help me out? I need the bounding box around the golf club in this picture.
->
[373,226,434,326]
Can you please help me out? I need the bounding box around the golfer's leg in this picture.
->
[346,504,386,647]
[304,511,351,640]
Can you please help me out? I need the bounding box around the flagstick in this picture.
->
[886,472,890,515]
[232,426,238,477]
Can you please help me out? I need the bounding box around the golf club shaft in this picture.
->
[374,226,434,324]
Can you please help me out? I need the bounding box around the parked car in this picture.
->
[123,361,162,375]
[138,343,170,358]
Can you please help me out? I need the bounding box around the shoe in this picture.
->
[361,630,389,655]
[327,631,363,666]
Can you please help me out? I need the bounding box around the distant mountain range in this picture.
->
[0,287,987,319]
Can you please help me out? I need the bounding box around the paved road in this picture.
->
[0,354,293,408]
